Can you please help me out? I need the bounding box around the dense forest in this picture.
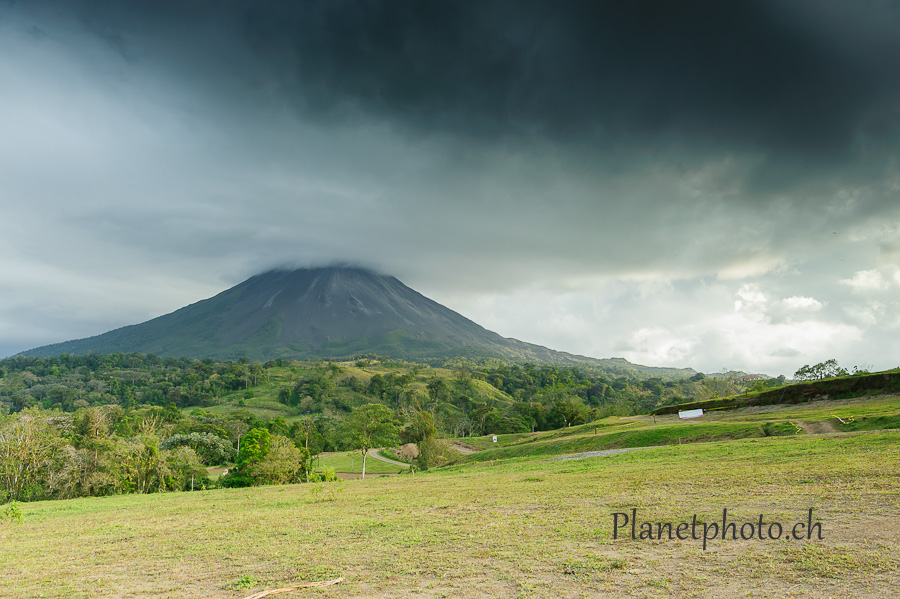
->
[0,352,782,503]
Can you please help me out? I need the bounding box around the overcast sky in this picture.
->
[2,0,900,376]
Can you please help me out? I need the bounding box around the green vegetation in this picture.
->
[314,452,403,475]
[4,353,899,503]
[455,394,900,464]
[654,368,900,415]
[0,500,22,524]
[1,429,897,598]
[337,403,401,478]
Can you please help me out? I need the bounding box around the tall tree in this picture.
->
[341,404,400,479]
[0,409,61,501]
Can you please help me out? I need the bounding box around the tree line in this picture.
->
[1,352,789,503]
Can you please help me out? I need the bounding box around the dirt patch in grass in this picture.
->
[451,441,478,454]
[796,420,840,434]
[395,443,419,461]
[549,447,647,461]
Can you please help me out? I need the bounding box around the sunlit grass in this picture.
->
[314,451,405,475]
[2,430,898,598]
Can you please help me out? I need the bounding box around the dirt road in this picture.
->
[369,448,410,468]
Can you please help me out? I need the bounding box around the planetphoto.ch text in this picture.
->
[612,508,824,550]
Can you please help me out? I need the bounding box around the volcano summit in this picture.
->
[24,267,692,376]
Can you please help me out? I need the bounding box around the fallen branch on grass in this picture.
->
[241,578,344,599]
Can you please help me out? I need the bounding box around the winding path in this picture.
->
[369,448,411,468]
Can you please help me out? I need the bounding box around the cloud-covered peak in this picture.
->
[2,1,900,374]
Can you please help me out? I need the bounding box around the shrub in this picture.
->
[309,466,338,483]
[417,437,455,470]
[1,501,22,524]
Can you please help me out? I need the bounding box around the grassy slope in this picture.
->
[314,452,406,475]
[3,394,899,598]
[453,394,900,463]
[653,369,900,415]
[181,361,516,423]
[3,431,898,598]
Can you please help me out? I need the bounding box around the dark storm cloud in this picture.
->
[3,0,900,372]
[237,1,894,158]
[17,0,900,160]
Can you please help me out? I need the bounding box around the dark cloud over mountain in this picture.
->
[25,1,899,153]
[2,0,900,374]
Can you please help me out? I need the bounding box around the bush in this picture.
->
[1,501,22,524]
[160,432,235,465]
[309,467,338,483]
[417,437,455,470]
[219,472,254,488]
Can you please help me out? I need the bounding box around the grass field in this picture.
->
[3,396,899,598]
[452,394,900,464]
[314,451,407,476]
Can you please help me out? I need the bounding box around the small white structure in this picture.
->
[678,409,704,420]
[492,435,498,443]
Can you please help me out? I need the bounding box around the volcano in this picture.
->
[24,266,693,376]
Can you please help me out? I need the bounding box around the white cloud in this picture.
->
[780,296,824,311]
[841,269,887,292]
[842,304,881,327]
[734,284,767,312]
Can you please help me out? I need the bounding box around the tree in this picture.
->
[250,435,309,485]
[340,404,400,479]
[426,378,451,405]
[160,432,234,465]
[0,409,62,501]
[403,409,436,444]
[237,428,271,470]
[292,417,323,481]
[417,436,454,470]
[549,396,590,428]
[794,359,848,381]
[164,446,208,491]
[221,428,271,488]
[120,435,167,494]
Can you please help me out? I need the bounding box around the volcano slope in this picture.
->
[23,266,695,379]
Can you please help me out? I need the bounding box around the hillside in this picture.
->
[3,409,898,598]
[446,392,900,465]
[0,353,744,440]
[4,351,899,597]
[651,369,900,415]
[22,266,694,378]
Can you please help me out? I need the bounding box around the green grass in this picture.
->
[377,447,411,463]
[455,432,535,450]
[313,451,406,475]
[654,370,900,415]
[4,394,900,598]
[453,394,900,464]
[455,419,799,464]
[2,430,898,598]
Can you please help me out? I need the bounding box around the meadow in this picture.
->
[448,393,900,464]
[2,394,898,598]
[314,451,407,476]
